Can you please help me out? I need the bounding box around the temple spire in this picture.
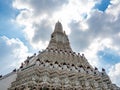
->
[47,21,72,52]
[54,21,63,33]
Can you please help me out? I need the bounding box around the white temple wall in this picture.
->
[0,72,17,90]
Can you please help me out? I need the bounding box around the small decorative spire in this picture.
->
[102,68,105,71]
[95,67,98,70]
[64,31,66,34]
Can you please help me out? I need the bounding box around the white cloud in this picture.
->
[52,0,96,33]
[13,0,69,14]
[0,36,31,75]
[12,0,97,50]
[106,0,120,20]
[109,63,120,86]
[81,38,115,68]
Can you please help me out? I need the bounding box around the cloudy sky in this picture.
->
[0,0,120,86]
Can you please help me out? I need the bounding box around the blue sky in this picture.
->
[98,48,120,64]
[0,0,120,86]
[0,0,26,41]
[95,0,111,11]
